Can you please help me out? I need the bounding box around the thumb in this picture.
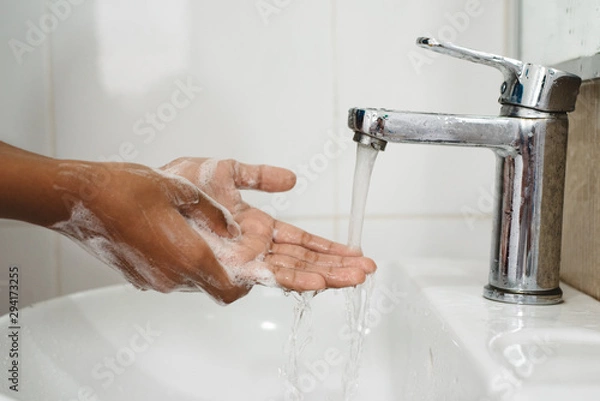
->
[188,190,241,238]
[232,161,296,193]
[162,174,239,238]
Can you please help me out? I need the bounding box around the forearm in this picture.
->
[0,141,73,227]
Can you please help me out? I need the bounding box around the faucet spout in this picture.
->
[348,108,521,151]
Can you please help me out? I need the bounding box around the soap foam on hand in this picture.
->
[154,163,277,291]
[185,214,277,289]
[155,161,273,291]
[49,161,276,303]
[163,158,277,289]
[50,201,178,292]
[51,199,276,303]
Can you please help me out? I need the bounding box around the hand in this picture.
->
[0,142,375,303]
[51,160,252,302]
[161,158,376,294]
[49,158,375,304]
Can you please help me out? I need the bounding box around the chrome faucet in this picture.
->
[349,37,582,305]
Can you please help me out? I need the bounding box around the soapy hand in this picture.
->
[49,161,253,302]
[161,158,377,299]
[0,141,375,304]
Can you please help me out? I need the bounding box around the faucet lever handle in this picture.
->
[416,37,582,113]
[417,37,522,80]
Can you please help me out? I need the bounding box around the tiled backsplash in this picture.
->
[0,0,505,311]
[561,80,600,301]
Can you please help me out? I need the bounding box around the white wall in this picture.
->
[0,0,508,312]
[0,0,60,314]
[521,0,600,65]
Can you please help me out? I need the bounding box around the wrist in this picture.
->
[51,160,117,224]
[0,144,72,227]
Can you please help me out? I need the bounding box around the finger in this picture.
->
[159,157,207,175]
[155,210,248,303]
[266,253,367,288]
[160,169,239,238]
[91,239,166,291]
[120,245,189,294]
[273,221,363,256]
[114,254,182,294]
[271,266,327,291]
[270,243,377,274]
[176,281,250,304]
[115,264,154,291]
[232,161,296,192]
[120,207,224,293]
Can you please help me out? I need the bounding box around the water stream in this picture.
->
[341,143,380,400]
[281,143,379,400]
[281,291,315,400]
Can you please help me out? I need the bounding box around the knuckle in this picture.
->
[219,287,247,305]
[303,249,318,263]
[222,159,237,170]
[293,259,306,270]
[300,231,312,246]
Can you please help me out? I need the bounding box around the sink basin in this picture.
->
[1,260,599,400]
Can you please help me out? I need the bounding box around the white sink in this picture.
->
[1,260,600,400]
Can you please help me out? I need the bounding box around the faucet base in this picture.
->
[483,285,563,305]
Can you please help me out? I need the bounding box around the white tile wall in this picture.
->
[1,0,507,303]
[335,0,504,217]
[0,0,60,311]
[51,0,337,218]
[0,0,53,155]
[335,217,493,263]
[521,0,600,65]
[0,224,60,315]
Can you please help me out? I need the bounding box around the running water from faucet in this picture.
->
[281,143,379,400]
[342,143,379,400]
[281,291,315,400]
